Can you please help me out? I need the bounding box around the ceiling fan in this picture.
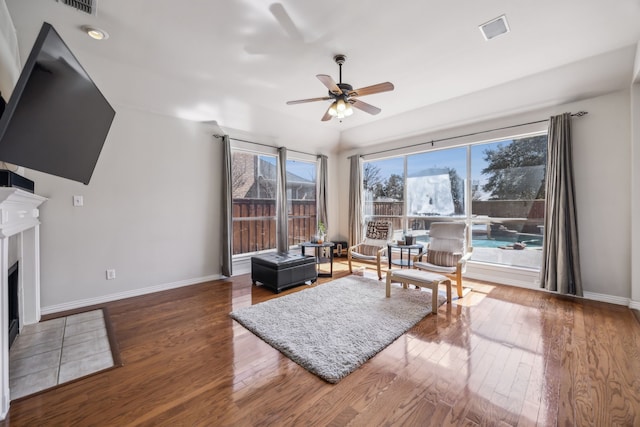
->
[286,54,395,121]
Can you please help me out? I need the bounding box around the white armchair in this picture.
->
[413,222,472,297]
[348,220,393,280]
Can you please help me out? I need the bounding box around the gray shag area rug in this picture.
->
[230,275,446,383]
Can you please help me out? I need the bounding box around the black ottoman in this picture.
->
[251,253,317,293]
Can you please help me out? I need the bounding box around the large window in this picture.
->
[231,150,318,256]
[363,133,547,268]
[286,159,317,246]
[364,157,404,233]
[231,151,277,255]
[470,135,546,268]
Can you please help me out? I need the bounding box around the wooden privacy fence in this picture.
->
[232,199,316,255]
[365,199,545,235]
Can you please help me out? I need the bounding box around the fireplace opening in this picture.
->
[8,261,18,348]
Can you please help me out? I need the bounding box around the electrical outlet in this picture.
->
[106,269,116,280]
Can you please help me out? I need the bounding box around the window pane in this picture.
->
[231,152,277,255]
[470,135,547,268]
[286,160,317,246]
[363,157,404,236]
[406,147,466,240]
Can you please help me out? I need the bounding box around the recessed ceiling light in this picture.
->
[81,25,109,40]
[479,15,510,41]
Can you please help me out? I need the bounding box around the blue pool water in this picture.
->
[472,237,542,249]
[414,234,542,249]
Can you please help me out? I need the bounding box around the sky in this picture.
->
[259,138,519,185]
[368,139,513,184]
[261,156,317,181]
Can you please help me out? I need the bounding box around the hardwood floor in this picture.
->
[2,260,640,426]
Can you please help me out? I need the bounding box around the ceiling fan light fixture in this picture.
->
[344,103,354,116]
[328,102,338,117]
[336,98,347,112]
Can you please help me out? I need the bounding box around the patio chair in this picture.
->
[348,220,393,280]
[413,222,472,297]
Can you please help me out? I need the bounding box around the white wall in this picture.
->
[571,91,631,300]
[631,83,640,309]
[0,0,19,99]
[27,106,222,312]
[336,90,633,302]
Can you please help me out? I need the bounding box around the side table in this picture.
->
[300,241,335,277]
[387,243,424,269]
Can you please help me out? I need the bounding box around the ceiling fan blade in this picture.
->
[286,96,331,105]
[269,3,304,41]
[349,82,395,97]
[321,106,333,121]
[317,74,342,95]
[351,99,382,115]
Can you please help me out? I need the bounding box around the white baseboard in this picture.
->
[579,291,630,307]
[629,300,640,310]
[41,274,223,315]
[466,261,540,289]
[233,257,252,276]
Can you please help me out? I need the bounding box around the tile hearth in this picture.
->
[9,309,114,400]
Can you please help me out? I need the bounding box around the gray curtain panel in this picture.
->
[317,155,328,234]
[540,113,583,295]
[276,147,289,253]
[348,155,363,247]
[221,135,233,277]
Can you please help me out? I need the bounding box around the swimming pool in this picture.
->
[413,233,542,249]
[471,236,542,249]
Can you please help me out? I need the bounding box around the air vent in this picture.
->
[56,0,96,16]
[479,15,510,41]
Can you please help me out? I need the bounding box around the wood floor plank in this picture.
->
[2,260,640,426]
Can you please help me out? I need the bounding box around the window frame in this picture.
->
[229,144,319,258]
[362,128,548,270]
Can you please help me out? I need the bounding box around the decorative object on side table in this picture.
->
[317,221,326,244]
[310,221,326,243]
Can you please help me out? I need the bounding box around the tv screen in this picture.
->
[0,22,115,185]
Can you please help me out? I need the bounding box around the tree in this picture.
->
[363,164,404,200]
[481,136,547,200]
[447,168,464,214]
[383,174,404,200]
[363,163,382,193]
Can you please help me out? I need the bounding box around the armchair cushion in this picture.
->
[426,250,462,267]
[413,261,457,274]
[356,244,385,257]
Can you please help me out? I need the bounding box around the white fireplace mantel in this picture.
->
[0,188,46,419]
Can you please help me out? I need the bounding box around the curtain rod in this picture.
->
[362,111,588,158]
[213,134,316,157]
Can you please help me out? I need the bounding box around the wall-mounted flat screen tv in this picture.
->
[0,22,115,185]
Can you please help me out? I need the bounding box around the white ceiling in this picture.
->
[5,0,640,152]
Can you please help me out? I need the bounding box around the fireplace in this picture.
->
[0,188,46,419]
[8,261,18,348]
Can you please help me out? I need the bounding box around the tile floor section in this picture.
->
[9,309,114,400]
